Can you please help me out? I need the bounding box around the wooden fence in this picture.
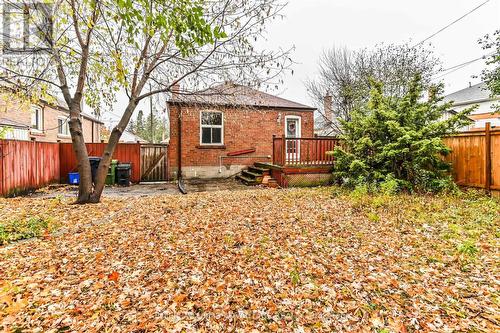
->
[59,143,142,183]
[443,123,499,192]
[0,140,168,196]
[0,140,60,196]
[1,127,498,196]
[140,145,168,182]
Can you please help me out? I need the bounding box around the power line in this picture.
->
[441,53,493,73]
[441,54,488,72]
[414,0,491,46]
[434,63,472,79]
[433,52,494,79]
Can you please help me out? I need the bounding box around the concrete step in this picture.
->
[236,175,258,185]
[254,162,275,169]
[242,170,263,182]
[248,166,270,175]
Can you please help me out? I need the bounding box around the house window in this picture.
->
[58,117,70,136]
[31,106,43,131]
[200,111,223,145]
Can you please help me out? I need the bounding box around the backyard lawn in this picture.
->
[0,187,498,332]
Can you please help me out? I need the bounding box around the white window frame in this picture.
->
[31,105,43,133]
[200,110,224,145]
[57,116,70,137]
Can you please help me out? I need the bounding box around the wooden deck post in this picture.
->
[281,134,286,166]
[272,135,276,165]
[485,122,491,194]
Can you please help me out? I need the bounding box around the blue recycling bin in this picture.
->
[68,172,80,185]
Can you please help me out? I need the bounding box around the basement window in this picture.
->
[200,111,223,145]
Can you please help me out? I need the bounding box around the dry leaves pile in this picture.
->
[0,187,499,332]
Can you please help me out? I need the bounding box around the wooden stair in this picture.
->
[236,163,277,187]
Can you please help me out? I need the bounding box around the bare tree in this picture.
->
[306,43,441,135]
[1,0,291,203]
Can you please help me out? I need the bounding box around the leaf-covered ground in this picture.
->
[0,188,499,332]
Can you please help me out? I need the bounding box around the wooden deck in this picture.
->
[272,136,339,167]
[267,136,338,187]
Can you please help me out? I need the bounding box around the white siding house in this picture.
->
[0,118,30,140]
[443,82,499,130]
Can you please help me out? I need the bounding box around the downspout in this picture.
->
[177,105,187,194]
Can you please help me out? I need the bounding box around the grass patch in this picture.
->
[335,186,499,259]
[457,240,479,257]
[0,217,58,245]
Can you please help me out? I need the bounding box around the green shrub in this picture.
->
[457,240,479,257]
[379,174,400,195]
[367,212,380,222]
[0,217,54,245]
[333,75,473,194]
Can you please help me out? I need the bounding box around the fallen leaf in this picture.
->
[173,294,187,303]
[108,271,119,283]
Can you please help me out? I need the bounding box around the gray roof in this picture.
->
[119,130,148,143]
[168,83,315,111]
[0,117,29,128]
[45,98,104,124]
[443,82,496,106]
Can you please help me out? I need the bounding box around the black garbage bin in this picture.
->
[89,157,102,183]
[116,163,132,186]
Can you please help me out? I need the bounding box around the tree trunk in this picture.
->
[68,102,93,203]
[89,99,138,203]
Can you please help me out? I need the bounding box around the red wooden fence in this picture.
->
[0,140,144,196]
[59,143,142,183]
[0,140,60,196]
[273,136,339,166]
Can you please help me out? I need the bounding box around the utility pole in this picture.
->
[149,83,154,143]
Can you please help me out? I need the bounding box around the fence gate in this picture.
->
[140,144,168,182]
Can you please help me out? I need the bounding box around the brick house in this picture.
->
[0,91,102,142]
[167,83,316,179]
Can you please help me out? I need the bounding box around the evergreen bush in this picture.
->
[332,75,473,193]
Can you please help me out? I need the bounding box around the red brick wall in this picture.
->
[168,104,314,178]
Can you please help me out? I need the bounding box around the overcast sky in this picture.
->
[104,0,500,125]
[256,0,500,106]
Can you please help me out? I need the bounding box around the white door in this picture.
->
[285,116,301,162]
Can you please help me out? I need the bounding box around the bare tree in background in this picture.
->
[306,43,441,135]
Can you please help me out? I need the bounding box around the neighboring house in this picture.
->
[0,117,30,140]
[0,92,103,142]
[119,130,148,143]
[167,83,316,179]
[443,82,499,130]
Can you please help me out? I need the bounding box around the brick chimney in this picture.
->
[171,82,180,100]
[323,93,333,122]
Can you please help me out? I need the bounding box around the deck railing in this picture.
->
[272,135,339,166]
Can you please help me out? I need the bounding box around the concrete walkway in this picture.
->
[30,179,250,199]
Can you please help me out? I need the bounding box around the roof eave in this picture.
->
[450,96,499,107]
[0,123,29,129]
[167,100,316,111]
